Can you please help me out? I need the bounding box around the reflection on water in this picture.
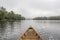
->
[0,20,60,40]
[0,21,21,40]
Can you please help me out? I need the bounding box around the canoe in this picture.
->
[18,27,42,40]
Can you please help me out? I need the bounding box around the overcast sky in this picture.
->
[0,0,60,18]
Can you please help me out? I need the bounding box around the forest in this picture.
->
[33,16,60,20]
[0,7,25,21]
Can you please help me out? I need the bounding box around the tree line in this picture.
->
[0,7,25,21]
[33,16,60,20]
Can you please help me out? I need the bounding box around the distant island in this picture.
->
[33,16,60,20]
[0,7,25,21]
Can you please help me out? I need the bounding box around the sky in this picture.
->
[0,0,60,18]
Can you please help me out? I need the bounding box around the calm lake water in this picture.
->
[0,20,60,40]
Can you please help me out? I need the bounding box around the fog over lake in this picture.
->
[0,0,60,40]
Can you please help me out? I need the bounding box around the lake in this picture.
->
[0,20,60,40]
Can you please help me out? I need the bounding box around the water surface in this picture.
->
[0,20,60,40]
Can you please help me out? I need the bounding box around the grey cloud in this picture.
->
[0,0,60,18]
[30,0,60,10]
